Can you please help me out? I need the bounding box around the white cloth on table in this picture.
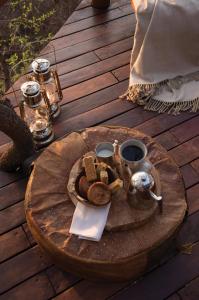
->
[69,201,111,242]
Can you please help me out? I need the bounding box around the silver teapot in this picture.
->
[131,171,162,204]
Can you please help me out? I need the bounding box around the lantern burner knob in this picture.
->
[21,81,40,97]
[32,58,50,74]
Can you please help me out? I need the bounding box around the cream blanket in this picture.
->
[124,0,199,114]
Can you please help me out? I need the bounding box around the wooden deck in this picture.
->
[0,0,199,299]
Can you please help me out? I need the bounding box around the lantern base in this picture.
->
[33,126,54,148]
[51,103,61,119]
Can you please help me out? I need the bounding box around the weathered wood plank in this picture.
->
[112,64,129,81]
[95,37,133,60]
[119,3,134,14]
[48,15,134,51]
[0,227,29,263]
[181,165,199,189]
[186,184,199,216]
[166,294,181,300]
[178,276,199,300]
[53,280,128,300]
[57,80,128,122]
[0,178,27,210]
[44,17,135,65]
[59,50,131,89]
[170,116,199,143]
[135,113,199,137]
[66,5,107,24]
[76,0,91,10]
[0,170,24,189]
[54,98,134,138]
[46,266,80,294]
[66,0,130,24]
[177,211,199,246]
[155,132,179,151]
[56,52,99,76]
[191,159,199,175]
[54,8,131,39]
[0,272,54,300]
[169,136,199,167]
[0,246,51,294]
[61,72,118,104]
[0,201,25,235]
[109,242,199,300]
[102,106,157,127]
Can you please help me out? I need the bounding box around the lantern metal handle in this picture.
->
[41,89,51,116]
[19,100,25,121]
[51,69,63,101]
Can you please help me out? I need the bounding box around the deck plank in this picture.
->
[181,164,199,189]
[48,15,134,51]
[170,116,199,143]
[66,0,130,24]
[169,136,199,167]
[0,227,30,263]
[0,178,27,210]
[59,50,131,89]
[177,210,199,246]
[54,8,131,39]
[0,246,51,294]
[109,243,199,300]
[191,159,199,175]
[166,294,181,300]
[46,266,80,294]
[0,201,25,235]
[0,272,55,300]
[53,280,128,300]
[186,184,199,215]
[178,276,199,300]
[95,37,133,60]
[62,72,118,104]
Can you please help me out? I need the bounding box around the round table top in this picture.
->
[25,126,187,281]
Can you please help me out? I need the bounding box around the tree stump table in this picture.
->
[25,126,187,282]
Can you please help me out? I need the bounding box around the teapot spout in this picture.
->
[149,190,163,213]
[149,190,162,202]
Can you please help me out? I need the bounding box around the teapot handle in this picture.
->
[141,159,153,172]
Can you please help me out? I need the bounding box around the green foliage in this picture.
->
[0,0,55,95]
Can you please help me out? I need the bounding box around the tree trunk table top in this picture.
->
[25,126,187,282]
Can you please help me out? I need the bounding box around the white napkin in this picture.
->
[69,202,111,242]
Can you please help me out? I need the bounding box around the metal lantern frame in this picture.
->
[9,41,61,112]
[27,56,63,119]
[9,41,60,148]
[19,81,54,148]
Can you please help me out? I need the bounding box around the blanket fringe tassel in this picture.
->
[120,84,199,115]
